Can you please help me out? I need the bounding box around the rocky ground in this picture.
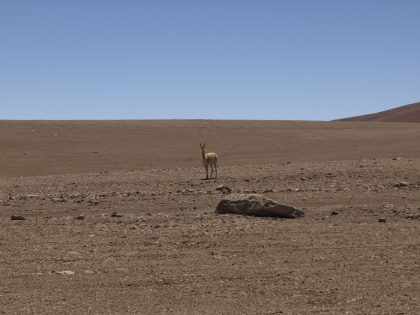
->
[0,121,419,314]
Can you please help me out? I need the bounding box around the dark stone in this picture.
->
[11,215,26,220]
[216,194,304,219]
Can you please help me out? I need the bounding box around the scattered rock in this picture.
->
[111,212,123,218]
[393,157,402,161]
[406,213,420,220]
[11,215,26,220]
[177,189,196,195]
[87,199,99,205]
[216,194,304,218]
[394,181,409,188]
[330,210,340,216]
[56,270,75,276]
[50,197,67,202]
[215,185,232,194]
[22,194,40,199]
[75,215,85,220]
[378,218,386,223]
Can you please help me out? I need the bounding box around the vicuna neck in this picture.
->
[201,149,205,160]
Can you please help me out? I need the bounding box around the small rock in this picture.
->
[87,199,99,205]
[23,194,40,199]
[378,218,386,223]
[11,215,26,220]
[56,270,75,276]
[216,185,232,194]
[393,157,402,161]
[111,212,123,218]
[75,215,85,220]
[330,210,340,216]
[394,181,409,188]
[50,197,67,202]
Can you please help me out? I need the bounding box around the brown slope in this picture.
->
[338,101,420,122]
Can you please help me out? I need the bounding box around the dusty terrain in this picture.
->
[0,120,419,314]
[339,101,420,123]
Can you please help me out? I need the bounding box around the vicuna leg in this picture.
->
[210,165,214,179]
[215,164,217,178]
[205,165,209,179]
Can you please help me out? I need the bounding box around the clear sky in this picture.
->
[1,0,419,120]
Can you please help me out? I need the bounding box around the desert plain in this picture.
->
[0,120,419,314]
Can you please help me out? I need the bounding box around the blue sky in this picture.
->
[1,0,419,120]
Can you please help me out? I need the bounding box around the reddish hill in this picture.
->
[338,101,420,123]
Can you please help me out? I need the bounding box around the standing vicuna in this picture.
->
[200,143,218,180]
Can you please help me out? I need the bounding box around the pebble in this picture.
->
[378,218,386,223]
[111,211,123,218]
[11,215,26,220]
[394,181,409,188]
[56,270,75,276]
[215,185,232,194]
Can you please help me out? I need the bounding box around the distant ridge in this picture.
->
[338,102,420,123]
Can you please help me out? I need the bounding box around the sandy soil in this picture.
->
[0,120,419,314]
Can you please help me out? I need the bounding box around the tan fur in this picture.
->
[200,143,218,179]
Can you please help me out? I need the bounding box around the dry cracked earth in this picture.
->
[0,120,419,314]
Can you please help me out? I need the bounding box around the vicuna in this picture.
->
[200,143,218,180]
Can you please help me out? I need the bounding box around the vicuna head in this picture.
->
[200,143,206,151]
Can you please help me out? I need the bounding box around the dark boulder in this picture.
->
[216,194,304,218]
